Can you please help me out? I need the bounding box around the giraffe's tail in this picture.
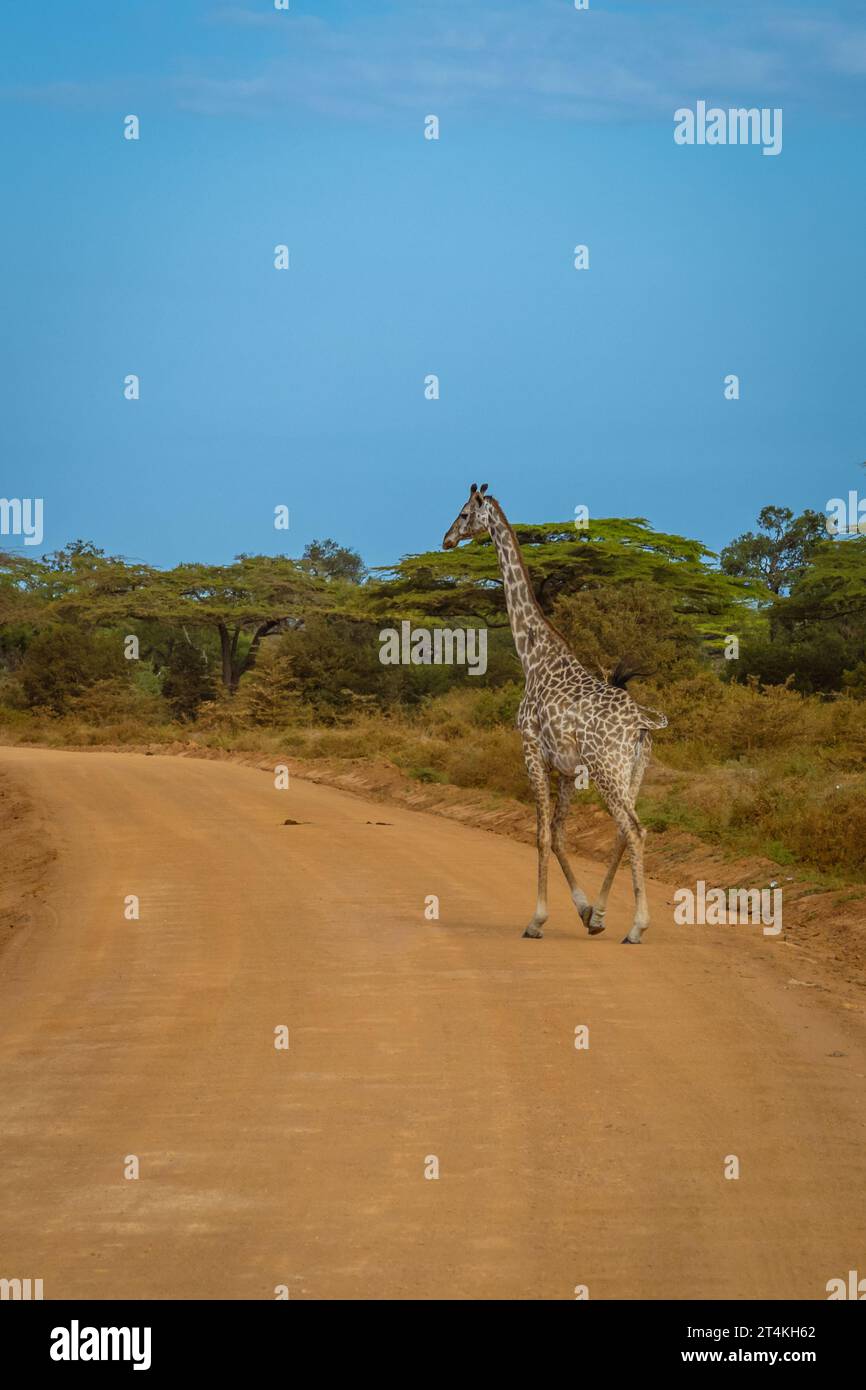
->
[636,705,668,731]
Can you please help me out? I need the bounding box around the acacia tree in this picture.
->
[723,530,866,693]
[1,545,330,697]
[158,556,325,694]
[299,538,366,584]
[782,532,866,623]
[720,506,827,595]
[362,516,760,645]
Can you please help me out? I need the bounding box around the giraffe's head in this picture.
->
[442,483,491,549]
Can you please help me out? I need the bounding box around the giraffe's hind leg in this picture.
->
[587,735,652,941]
[550,775,596,932]
[617,799,650,944]
[584,831,626,935]
[521,740,552,939]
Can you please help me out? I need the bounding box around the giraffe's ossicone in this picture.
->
[443,484,667,944]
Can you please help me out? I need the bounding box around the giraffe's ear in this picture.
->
[479,483,489,495]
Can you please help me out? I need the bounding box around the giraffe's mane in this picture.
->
[486,497,573,652]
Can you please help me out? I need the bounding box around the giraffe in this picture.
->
[442,484,667,944]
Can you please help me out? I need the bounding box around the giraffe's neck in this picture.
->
[486,501,560,671]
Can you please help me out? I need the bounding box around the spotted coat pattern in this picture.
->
[443,486,667,943]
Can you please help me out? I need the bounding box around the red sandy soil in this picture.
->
[1,745,864,1299]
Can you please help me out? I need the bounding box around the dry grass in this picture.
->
[2,673,864,881]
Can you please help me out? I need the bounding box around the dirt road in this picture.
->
[1,746,864,1300]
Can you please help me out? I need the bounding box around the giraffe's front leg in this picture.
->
[550,773,596,931]
[522,740,551,939]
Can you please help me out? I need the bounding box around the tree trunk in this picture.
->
[229,627,241,692]
[217,623,234,694]
[219,619,292,695]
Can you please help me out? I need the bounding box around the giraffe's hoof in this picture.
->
[580,905,606,936]
[522,926,544,939]
[621,935,641,945]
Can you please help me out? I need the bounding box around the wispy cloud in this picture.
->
[4,2,866,122]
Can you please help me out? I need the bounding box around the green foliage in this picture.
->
[161,639,217,720]
[782,533,866,624]
[842,660,866,697]
[720,505,828,595]
[552,582,703,681]
[276,616,393,715]
[366,516,758,643]
[300,538,366,584]
[3,508,865,746]
[273,615,519,717]
[727,625,864,695]
[0,544,327,696]
[730,534,866,692]
[17,625,128,714]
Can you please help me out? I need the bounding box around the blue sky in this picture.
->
[2,0,865,568]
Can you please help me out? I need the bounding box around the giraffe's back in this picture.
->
[519,646,665,778]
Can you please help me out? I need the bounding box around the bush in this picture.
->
[654,673,856,764]
[66,678,164,725]
[161,640,216,720]
[552,583,703,682]
[728,626,865,694]
[17,626,128,714]
[235,649,301,726]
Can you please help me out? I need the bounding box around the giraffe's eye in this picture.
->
[460,511,468,519]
